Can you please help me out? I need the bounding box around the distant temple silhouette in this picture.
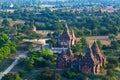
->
[32,24,36,32]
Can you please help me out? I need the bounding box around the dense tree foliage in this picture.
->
[107,57,119,69]
[0,33,16,62]
[0,33,9,47]
[2,19,10,26]
[18,49,55,71]
[71,37,87,54]
[103,69,118,80]
[37,67,62,80]
[2,73,21,80]
[1,8,120,37]
[46,39,57,48]
[41,48,53,56]
[63,70,77,79]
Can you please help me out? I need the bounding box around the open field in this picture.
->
[9,20,25,26]
[86,36,110,45]
[36,30,53,35]
[7,18,25,26]
[86,34,120,45]
[0,18,25,26]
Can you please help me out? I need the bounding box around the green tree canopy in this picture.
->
[2,19,10,26]
[0,33,9,47]
[41,48,53,56]
[2,73,21,80]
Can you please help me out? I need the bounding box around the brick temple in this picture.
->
[56,40,106,74]
[57,24,77,47]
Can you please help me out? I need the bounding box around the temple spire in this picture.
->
[61,23,71,40]
[91,40,106,67]
[91,40,101,54]
[85,43,96,64]
[86,43,93,57]
[65,23,69,32]
[71,30,75,38]
[32,24,36,32]
[66,41,73,57]
[59,23,77,47]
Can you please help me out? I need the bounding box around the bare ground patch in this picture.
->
[86,36,110,45]
[36,30,53,35]
[9,20,25,26]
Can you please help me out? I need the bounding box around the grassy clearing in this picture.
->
[86,33,120,45]
[86,36,110,45]
[7,18,25,26]
[9,20,25,26]
[36,30,53,35]
[0,18,25,26]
